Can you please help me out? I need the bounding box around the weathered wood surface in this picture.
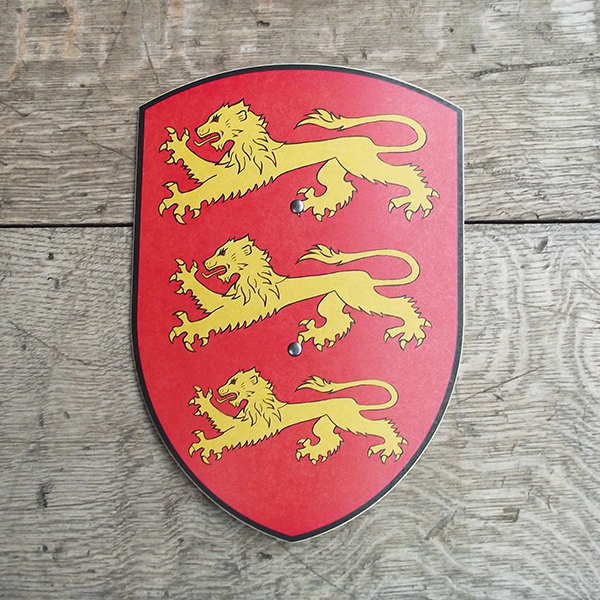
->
[0,0,598,224]
[1,225,599,598]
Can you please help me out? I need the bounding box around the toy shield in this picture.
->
[133,65,462,541]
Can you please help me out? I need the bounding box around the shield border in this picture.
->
[132,64,463,541]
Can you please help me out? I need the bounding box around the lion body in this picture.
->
[169,237,430,352]
[158,101,439,223]
[188,369,407,464]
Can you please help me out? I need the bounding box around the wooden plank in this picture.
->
[0,0,598,225]
[1,224,599,598]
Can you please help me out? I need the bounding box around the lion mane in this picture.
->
[158,100,439,223]
[188,369,407,465]
[213,102,282,175]
[221,237,284,309]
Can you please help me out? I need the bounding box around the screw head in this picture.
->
[290,199,305,214]
[287,342,302,356]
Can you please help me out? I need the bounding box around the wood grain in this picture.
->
[0,0,598,225]
[1,225,599,599]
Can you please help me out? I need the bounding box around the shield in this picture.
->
[133,65,462,541]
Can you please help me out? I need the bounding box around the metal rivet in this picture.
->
[288,342,302,356]
[290,199,305,214]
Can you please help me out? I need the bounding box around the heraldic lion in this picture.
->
[188,368,407,465]
[169,236,431,352]
[158,100,439,223]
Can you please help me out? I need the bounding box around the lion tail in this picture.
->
[298,245,420,285]
[296,109,427,153]
[297,376,399,411]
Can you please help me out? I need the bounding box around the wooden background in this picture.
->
[1,1,599,598]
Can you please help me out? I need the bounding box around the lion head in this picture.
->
[203,236,285,306]
[195,101,283,174]
[218,368,284,426]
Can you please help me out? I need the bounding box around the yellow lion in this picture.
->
[158,100,439,223]
[169,236,431,352]
[188,368,407,465]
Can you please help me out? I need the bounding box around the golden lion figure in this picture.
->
[158,100,439,223]
[188,368,407,465]
[169,236,431,352]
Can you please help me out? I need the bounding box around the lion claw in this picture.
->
[166,126,176,134]
[184,341,195,352]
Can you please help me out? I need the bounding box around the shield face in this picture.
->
[133,65,462,541]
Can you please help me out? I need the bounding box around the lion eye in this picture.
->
[230,378,237,385]
[218,248,226,256]
[211,114,220,123]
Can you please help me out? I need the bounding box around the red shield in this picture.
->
[133,66,462,541]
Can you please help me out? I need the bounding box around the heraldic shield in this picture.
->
[133,65,463,541]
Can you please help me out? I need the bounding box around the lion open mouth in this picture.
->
[194,132,220,148]
[218,390,246,410]
[202,265,227,279]
[217,391,237,404]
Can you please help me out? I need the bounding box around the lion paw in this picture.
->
[189,432,220,464]
[159,127,190,163]
[159,182,200,224]
[189,430,207,456]
[298,319,341,351]
[297,187,341,221]
[169,312,209,351]
[296,439,331,464]
[389,188,438,221]
[384,318,431,350]
[189,387,213,415]
[170,258,200,295]
[368,439,407,463]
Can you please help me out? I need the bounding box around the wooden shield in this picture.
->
[133,65,462,541]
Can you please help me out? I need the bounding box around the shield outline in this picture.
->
[132,64,463,541]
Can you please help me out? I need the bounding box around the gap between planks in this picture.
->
[1,219,600,230]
